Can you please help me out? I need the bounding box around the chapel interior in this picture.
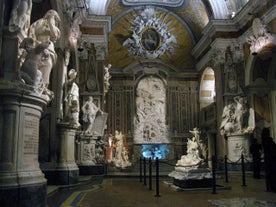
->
[1,0,276,206]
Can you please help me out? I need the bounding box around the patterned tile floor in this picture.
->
[47,173,276,207]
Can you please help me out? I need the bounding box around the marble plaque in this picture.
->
[23,112,39,155]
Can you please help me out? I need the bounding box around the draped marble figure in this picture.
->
[28,9,61,89]
[64,69,80,126]
[220,96,255,136]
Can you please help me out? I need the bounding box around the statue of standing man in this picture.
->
[82,96,101,135]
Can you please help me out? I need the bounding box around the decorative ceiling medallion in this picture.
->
[123,6,177,59]
[141,27,160,51]
[122,0,185,8]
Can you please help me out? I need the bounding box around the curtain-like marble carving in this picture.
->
[134,76,169,144]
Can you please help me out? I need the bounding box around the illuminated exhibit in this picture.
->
[141,144,170,160]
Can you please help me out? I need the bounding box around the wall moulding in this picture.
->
[121,0,186,8]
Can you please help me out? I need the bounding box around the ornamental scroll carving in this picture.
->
[122,6,177,59]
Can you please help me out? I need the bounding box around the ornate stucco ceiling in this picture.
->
[104,0,209,70]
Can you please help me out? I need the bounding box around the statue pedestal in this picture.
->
[76,134,104,175]
[0,84,48,207]
[55,123,80,185]
[168,168,212,189]
[227,133,251,162]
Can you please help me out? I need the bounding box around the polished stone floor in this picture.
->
[47,172,276,207]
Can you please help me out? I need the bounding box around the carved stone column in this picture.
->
[55,123,80,185]
[0,82,48,207]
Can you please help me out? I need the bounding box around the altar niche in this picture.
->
[133,76,169,144]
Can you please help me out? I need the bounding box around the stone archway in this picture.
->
[199,67,216,110]
[246,51,276,140]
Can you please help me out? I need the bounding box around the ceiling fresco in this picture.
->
[105,0,209,70]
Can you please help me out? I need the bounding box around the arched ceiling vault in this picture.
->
[86,0,249,70]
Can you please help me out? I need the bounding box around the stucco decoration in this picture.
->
[122,6,177,59]
[247,18,276,55]
[106,5,195,69]
[134,76,169,144]
[8,0,32,34]
[122,0,186,7]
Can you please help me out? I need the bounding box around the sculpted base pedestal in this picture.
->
[227,133,251,162]
[168,168,212,189]
[76,134,105,175]
[0,83,48,207]
[226,133,252,171]
[55,123,79,185]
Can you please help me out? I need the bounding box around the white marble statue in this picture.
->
[176,128,204,170]
[168,127,211,181]
[64,69,80,127]
[82,96,101,135]
[18,37,48,88]
[104,64,112,93]
[28,9,61,91]
[220,96,255,136]
[113,131,131,168]
[9,0,32,34]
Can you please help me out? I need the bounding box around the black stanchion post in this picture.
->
[241,154,246,186]
[224,155,228,183]
[143,157,147,186]
[212,155,217,194]
[149,157,152,190]
[139,157,142,182]
[155,157,160,197]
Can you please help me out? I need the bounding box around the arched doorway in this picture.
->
[199,67,216,110]
[246,51,276,140]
